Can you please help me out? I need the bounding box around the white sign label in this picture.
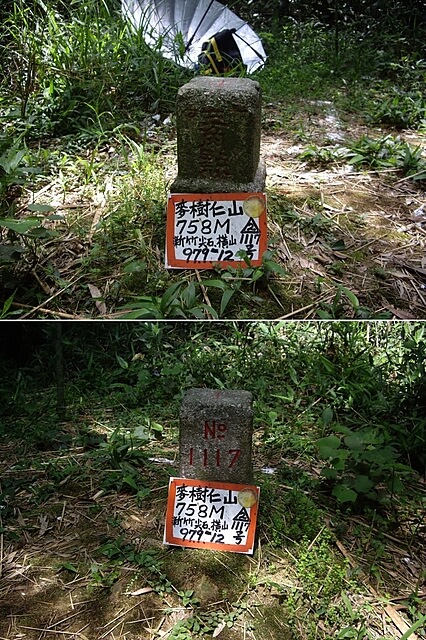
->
[164,478,260,554]
[166,193,267,269]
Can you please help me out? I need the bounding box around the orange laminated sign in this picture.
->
[165,192,267,269]
[163,477,260,554]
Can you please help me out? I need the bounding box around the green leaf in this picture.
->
[354,475,374,493]
[344,434,365,451]
[347,153,365,165]
[116,354,128,369]
[27,203,55,213]
[25,227,58,238]
[317,435,340,458]
[182,281,196,307]
[0,217,42,233]
[160,281,183,314]
[316,309,334,319]
[412,170,426,181]
[220,287,235,316]
[58,562,78,573]
[123,475,139,490]
[400,614,426,640]
[341,287,359,308]
[321,467,338,479]
[203,279,226,290]
[389,475,404,494]
[321,406,333,426]
[332,484,357,503]
[263,259,287,276]
[133,426,149,440]
[0,291,16,318]
[0,148,26,173]
[337,628,358,639]
[150,422,163,434]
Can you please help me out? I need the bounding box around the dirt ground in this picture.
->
[259,102,426,319]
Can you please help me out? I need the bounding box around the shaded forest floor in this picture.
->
[2,97,425,319]
[1,419,425,640]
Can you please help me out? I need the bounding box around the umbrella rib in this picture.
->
[233,31,266,62]
[184,0,216,51]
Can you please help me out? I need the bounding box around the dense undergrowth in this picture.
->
[0,321,425,639]
[0,1,425,318]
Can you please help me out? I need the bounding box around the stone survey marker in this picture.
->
[171,77,265,194]
[163,388,259,554]
[165,77,267,269]
[179,388,253,484]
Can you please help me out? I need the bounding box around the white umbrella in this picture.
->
[122,0,266,73]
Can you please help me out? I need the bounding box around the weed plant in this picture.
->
[299,135,426,179]
[0,0,192,138]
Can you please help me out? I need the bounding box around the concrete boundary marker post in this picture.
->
[179,388,254,484]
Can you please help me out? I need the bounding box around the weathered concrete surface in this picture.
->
[179,388,253,484]
[171,77,266,194]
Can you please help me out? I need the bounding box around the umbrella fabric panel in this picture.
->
[122,0,266,72]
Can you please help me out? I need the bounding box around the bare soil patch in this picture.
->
[261,103,426,318]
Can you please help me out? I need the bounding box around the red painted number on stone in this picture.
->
[229,449,241,467]
[189,448,241,468]
[204,420,227,439]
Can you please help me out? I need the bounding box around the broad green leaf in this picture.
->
[203,279,226,290]
[263,259,287,275]
[389,475,404,494]
[354,475,374,493]
[150,422,163,434]
[27,203,55,213]
[123,260,147,274]
[133,426,148,440]
[0,244,25,263]
[332,484,357,503]
[59,562,78,573]
[123,475,139,490]
[321,467,338,479]
[0,148,26,173]
[26,227,59,238]
[347,154,365,165]
[251,269,264,282]
[0,217,42,233]
[317,434,340,456]
[344,434,365,451]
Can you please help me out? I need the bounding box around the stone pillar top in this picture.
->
[179,388,254,484]
[171,77,265,194]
